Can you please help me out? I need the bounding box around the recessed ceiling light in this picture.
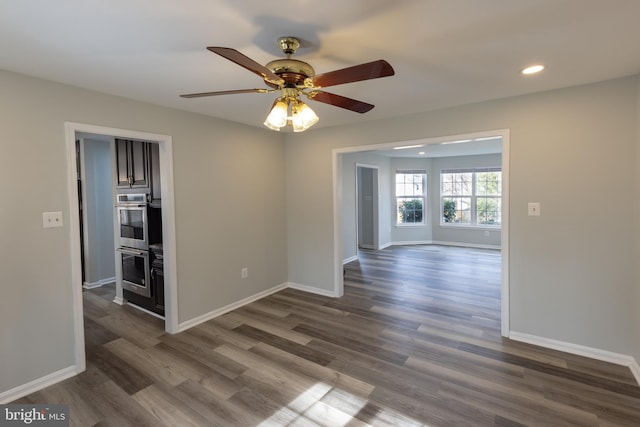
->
[418,151,425,155]
[441,139,471,145]
[521,64,545,75]
[393,144,424,150]
[473,136,500,141]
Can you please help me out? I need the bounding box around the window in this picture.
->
[441,168,501,226]
[396,171,426,225]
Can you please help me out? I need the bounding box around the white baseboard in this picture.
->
[431,240,501,250]
[287,282,340,298]
[509,332,640,385]
[125,302,165,320]
[343,255,358,264]
[379,242,393,250]
[82,277,116,290]
[113,296,124,305]
[385,240,500,250]
[390,240,433,246]
[0,365,79,404]
[630,359,640,385]
[177,283,288,332]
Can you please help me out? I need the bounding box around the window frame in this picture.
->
[440,167,502,228]
[395,170,427,227]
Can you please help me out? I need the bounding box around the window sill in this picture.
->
[395,223,426,228]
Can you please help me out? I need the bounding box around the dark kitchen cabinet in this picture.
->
[148,142,162,207]
[116,139,149,189]
[151,260,165,314]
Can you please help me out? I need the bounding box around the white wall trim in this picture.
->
[177,283,289,332]
[430,240,501,251]
[500,130,510,337]
[0,365,79,404]
[64,122,179,387]
[390,240,433,246]
[113,296,125,305]
[82,277,116,289]
[358,244,376,250]
[288,282,341,298]
[373,240,502,250]
[343,255,358,265]
[510,332,640,385]
[630,359,640,385]
[379,242,393,250]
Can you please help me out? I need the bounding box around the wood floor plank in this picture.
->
[132,384,209,427]
[85,345,153,395]
[224,308,311,345]
[249,342,375,398]
[85,380,161,427]
[103,338,188,386]
[233,324,335,366]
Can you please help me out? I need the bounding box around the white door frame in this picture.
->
[333,129,510,336]
[64,122,179,373]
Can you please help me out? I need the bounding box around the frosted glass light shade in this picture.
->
[291,101,319,132]
[263,99,288,131]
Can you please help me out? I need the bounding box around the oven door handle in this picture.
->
[115,204,147,208]
[116,247,147,257]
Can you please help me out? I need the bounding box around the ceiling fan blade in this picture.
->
[309,60,394,88]
[207,47,284,85]
[180,88,269,98]
[309,91,374,113]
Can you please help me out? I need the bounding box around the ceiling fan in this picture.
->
[180,37,395,132]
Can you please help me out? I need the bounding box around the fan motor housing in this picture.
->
[265,58,315,87]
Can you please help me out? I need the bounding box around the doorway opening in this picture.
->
[64,122,178,374]
[356,164,379,252]
[333,129,510,336]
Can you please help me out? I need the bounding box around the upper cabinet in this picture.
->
[116,139,149,189]
[148,142,162,207]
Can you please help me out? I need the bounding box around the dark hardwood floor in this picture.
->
[15,245,640,426]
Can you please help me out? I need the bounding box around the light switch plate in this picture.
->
[528,202,541,216]
[43,211,64,228]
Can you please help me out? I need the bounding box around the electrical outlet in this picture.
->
[43,211,64,228]
[241,268,248,279]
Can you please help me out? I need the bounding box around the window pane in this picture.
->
[477,197,501,225]
[442,196,470,224]
[397,197,424,224]
[476,171,501,196]
[396,173,424,197]
[442,173,472,195]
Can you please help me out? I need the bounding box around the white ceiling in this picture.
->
[2,1,640,132]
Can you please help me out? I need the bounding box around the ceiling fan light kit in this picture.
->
[181,36,394,132]
[263,87,319,132]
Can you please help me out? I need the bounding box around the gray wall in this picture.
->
[81,138,115,285]
[285,76,638,360]
[0,69,287,394]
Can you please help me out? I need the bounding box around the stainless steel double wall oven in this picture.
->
[115,193,161,298]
